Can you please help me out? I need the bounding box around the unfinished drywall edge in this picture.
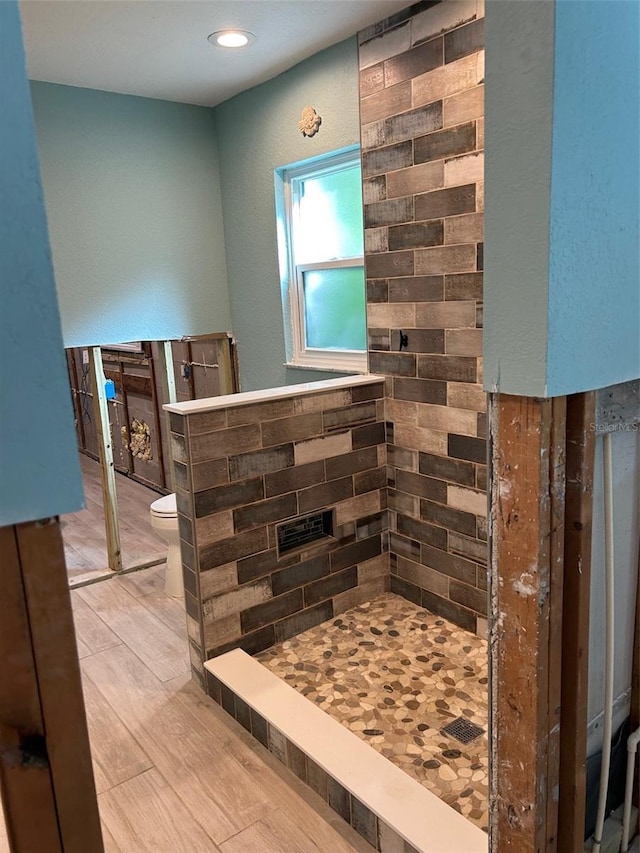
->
[483,0,555,397]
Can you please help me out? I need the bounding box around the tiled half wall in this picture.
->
[359,0,488,635]
[167,378,388,685]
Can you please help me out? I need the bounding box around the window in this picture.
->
[276,148,367,372]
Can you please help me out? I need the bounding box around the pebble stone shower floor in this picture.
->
[256,593,489,831]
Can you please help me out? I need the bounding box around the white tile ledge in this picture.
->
[206,649,487,853]
[283,362,368,375]
[164,374,386,415]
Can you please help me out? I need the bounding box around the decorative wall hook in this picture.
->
[398,330,409,352]
[298,106,322,137]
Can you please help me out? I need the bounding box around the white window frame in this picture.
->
[276,148,367,373]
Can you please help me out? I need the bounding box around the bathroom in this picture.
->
[164,12,489,831]
[35,4,490,844]
[4,0,639,851]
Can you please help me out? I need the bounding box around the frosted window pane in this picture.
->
[303,267,366,351]
[295,166,364,264]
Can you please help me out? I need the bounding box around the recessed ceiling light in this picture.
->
[207,30,255,48]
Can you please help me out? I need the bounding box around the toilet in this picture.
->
[149,493,183,598]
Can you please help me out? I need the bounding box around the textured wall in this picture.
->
[168,379,388,684]
[547,0,640,392]
[0,3,83,525]
[484,0,640,395]
[359,0,487,634]
[213,37,362,392]
[483,0,553,396]
[30,82,231,348]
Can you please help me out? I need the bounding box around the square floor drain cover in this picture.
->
[441,716,485,745]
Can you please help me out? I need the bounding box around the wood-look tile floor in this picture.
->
[0,566,374,853]
[61,454,167,581]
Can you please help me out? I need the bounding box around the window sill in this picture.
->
[284,362,368,375]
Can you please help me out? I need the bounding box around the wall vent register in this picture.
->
[277,510,334,555]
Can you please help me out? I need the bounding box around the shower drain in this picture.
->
[441,716,485,745]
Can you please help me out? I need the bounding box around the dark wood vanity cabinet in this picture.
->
[66,333,238,492]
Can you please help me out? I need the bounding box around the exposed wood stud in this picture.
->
[489,394,567,853]
[102,369,153,397]
[218,334,237,396]
[545,395,567,852]
[0,525,62,852]
[16,519,104,850]
[68,558,166,591]
[89,346,122,573]
[162,341,177,404]
[148,352,167,489]
[0,520,103,852]
[230,335,241,394]
[632,529,640,809]
[156,341,178,492]
[66,349,86,450]
[558,392,596,852]
[116,359,135,472]
[186,341,196,399]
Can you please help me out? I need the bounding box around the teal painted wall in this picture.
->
[30,82,231,348]
[485,0,640,395]
[547,0,640,394]
[214,37,362,391]
[0,3,83,525]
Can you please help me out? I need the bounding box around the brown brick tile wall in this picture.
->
[169,381,388,676]
[359,0,487,634]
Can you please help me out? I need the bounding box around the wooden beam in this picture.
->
[230,335,241,394]
[179,331,234,342]
[632,528,640,809]
[0,519,103,852]
[186,341,196,400]
[161,340,177,405]
[116,359,135,472]
[147,350,167,489]
[102,369,153,397]
[489,394,567,853]
[558,392,596,852]
[0,525,61,852]
[66,348,86,450]
[89,347,122,572]
[217,334,237,396]
[155,341,178,491]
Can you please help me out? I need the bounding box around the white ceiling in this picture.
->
[20,0,411,108]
